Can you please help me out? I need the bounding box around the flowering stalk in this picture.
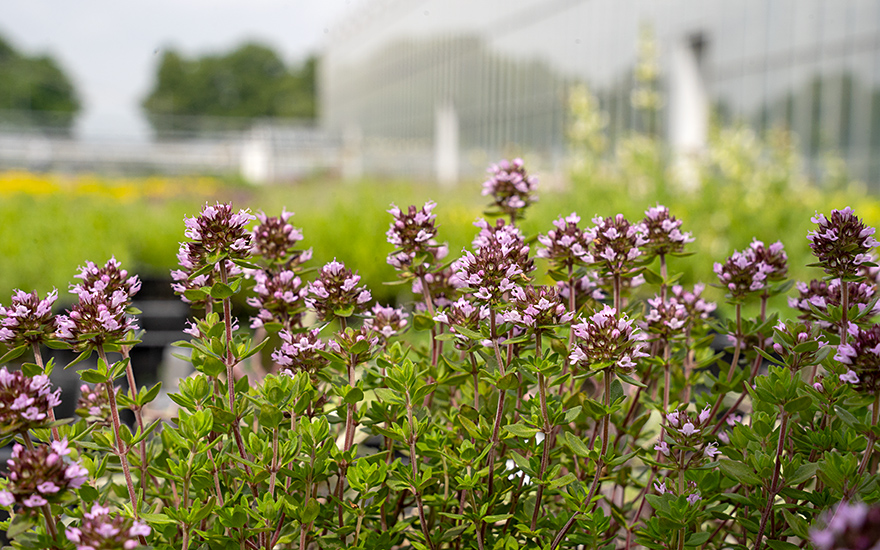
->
[29,343,59,442]
[754,408,790,550]
[405,386,435,550]
[20,433,58,540]
[530,329,550,530]
[485,312,508,500]
[551,369,613,550]
[96,345,140,520]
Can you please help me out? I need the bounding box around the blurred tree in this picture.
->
[142,42,316,134]
[0,34,81,133]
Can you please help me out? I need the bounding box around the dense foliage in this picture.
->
[0,34,80,132]
[2,160,880,550]
[141,43,316,134]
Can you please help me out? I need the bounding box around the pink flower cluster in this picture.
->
[502,285,573,329]
[669,284,717,326]
[0,367,62,435]
[640,295,688,340]
[655,406,721,461]
[811,501,880,550]
[536,212,594,270]
[481,158,538,219]
[789,279,880,330]
[0,439,88,511]
[76,383,113,425]
[451,219,533,305]
[183,201,255,258]
[386,202,447,271]
[589,214,648,276]
[0,289,58,347]
[251,209,310,265]
[808,207,878,279]
[713,246,776,300]
[833,324,880,394]
[65,503,151,550]
[248,269,306,330]
[305,260,372,321]
[363,304,409,341]
[272,328,330,377]
[569,305,648,373]
[641,205,694,257]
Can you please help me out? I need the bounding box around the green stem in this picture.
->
[531,331,552,531]
[551,369,613,550]
[754,409,790,550]
[96,345,140,518]
[31,343,59,442]
[406,388,436,550]
[21,433,59,541]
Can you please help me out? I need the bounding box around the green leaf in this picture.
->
[766,541,800,550]
[452,324,483,340]
[302,498,320,524]
[610,378,624,403]
[782,509,810,539]
[786,463,818,485]
[718,459,762,486]
[685,532,712,547]
[137,382,163,407]
[334,304,356,318]
[642,269,663,285]
[79,368,109,384]
[209,282,235,299]
[617,371,647,388]
[549,472,577,489]
[374,388,404,405]
[413,313,435,331]
[0,344,28,365]
[504,423,540,439]
[6,513,36,539]
[183,288,208,302]
[563,431,591,458]
[784,395,813,413]
[343,387,365,405]
[496,373,519,390]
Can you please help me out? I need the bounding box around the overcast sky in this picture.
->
[0,0,360,139]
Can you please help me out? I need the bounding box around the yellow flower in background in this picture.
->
[0,171,220,200]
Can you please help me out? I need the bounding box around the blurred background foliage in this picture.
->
[0,82,878,317]
[0,34,80,134]
[141,43,316,134]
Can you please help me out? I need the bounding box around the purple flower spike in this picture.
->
[536,212,594,270]
[251,209,310,266]
[832,325,880,393]
[789,279,880,330]
[65,503,151,550]
[713,245,773,301]
[808,207,879,279]
[305,259,372,321]
[0,289,59,348]
[503,285,573,330]
[0,367,62,435]
[363,304,409,342]
[56,260,140,350]
[589,214,648,276]
[810,501,880,550]
[642,205,694,257]
[482,158,538,220]
[451,219,533,306]
[386,202,447,273]
[1,439,88,513]
[569,305,648,374]
[247,269,306,331]
[272,328,329,378]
